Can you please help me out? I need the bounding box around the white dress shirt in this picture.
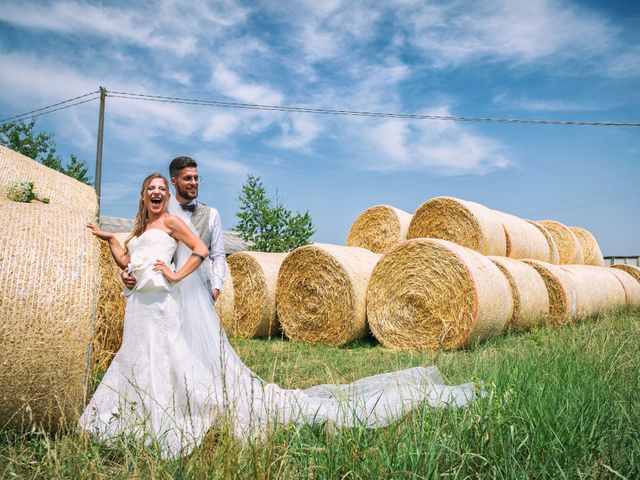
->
[171,197,226,294]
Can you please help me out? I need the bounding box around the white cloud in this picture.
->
[202,112,243,141]
[360,107,511,174]
[193,151,249,177]
[271,115,322,150]
[0,0,249,57]
[0,52,97,106]
[400,0,614,67]
[492,91,612,112]
[164,71,192,86]
[210,64,284,104]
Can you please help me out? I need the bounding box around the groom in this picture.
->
[121,156,226,300]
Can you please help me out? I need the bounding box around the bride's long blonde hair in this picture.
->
[124,173,170,255]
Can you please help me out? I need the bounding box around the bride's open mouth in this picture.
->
[150,197,163,206]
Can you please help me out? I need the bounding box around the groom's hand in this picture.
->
[213,288,220,301]
[121,267,137,290]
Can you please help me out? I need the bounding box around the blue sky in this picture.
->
[1,0,638,255]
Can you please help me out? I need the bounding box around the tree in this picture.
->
[0,119,92,185]
[234,174,315,252]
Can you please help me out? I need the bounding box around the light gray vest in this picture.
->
[191,202,212,246]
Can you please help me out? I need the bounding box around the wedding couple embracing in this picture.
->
[78,156,477,458]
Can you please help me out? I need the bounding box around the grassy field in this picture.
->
[2,307,639,479]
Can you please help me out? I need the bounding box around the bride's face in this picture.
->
[145,178,169,215]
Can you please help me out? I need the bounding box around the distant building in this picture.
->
[100,216,250,256]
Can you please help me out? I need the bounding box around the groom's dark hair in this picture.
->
[169,156,198,178]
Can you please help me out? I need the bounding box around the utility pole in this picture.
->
[95,86,106,218]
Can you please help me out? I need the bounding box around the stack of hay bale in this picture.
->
[219,194,638,353]
[0,146,124,431]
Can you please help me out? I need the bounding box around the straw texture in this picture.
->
[488,256,549,331]
[276,243,381,346]
[220,252,286,338]
[493,211,554,262]
[526,221,560,264]
[407,197,507,256]
[367,239,512,351]
[522,260,577,326]
[609,268,640,308]
[0,146,99,431]
[537,220,584,264]
[346,205,412,254]
[215,262,235,333]
[611,264,640,284]
[557,265,626,318]
[91,242,126,373]
[569,226,605,267]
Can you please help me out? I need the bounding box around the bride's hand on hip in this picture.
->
[87,222,114,241]
[153,260,178,283]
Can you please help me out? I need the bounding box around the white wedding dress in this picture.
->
[78,228,477,458]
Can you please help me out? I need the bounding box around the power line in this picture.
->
[1,91,100,124]
[513,185,640,213]
[3,88,638,127]
[108,90,640,127]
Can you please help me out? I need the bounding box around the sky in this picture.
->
[0,0,638,255]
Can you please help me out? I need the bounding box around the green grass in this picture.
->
[2,308,639,479]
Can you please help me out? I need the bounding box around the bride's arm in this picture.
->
[87,222,130,269]
[154,215,210,283]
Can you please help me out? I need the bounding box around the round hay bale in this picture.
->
[522,260,577,325]
[611,264,640,284]
[569,226,605,267]
[407,197,506,256]
[91,241,126,373]
[536,220,584,264]
[276,243,381,346]
[215,261,235,331]
[0,146,99,431]
[488,256,549,331]
[220,252,287,338]
[367,239,512,351]
[557,265,626,318]
[346,205,412,254]
[493,211,554,262]
[527,221,560,264]
[609,268,640,308]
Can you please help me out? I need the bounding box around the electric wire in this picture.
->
[515,191,640,216]
[107,90,640,127]
[513,185,640,213]
[0,91,100,124]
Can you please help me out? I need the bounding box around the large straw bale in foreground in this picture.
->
[277,244,381,346]
[537,220,584,264]
[609,268,640,308]
[493,211,555,262]
[346,205,412,254]
[220,252,286,338]
[215,262,235,330]
[0,146,99,430]
[522,260,577,326]
[557,265,626,318]
[367,239,512,351]
[527,221,560,264]
[488,256,549,331]
[407,197,507,256]
[610,264,640,285]
[569,226,605,267]
[91,242,126,373]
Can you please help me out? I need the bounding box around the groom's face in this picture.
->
[171,167,199,202]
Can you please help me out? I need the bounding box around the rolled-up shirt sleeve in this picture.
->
[206,208,226,293]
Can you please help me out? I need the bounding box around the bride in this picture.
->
[78,172,477,458]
